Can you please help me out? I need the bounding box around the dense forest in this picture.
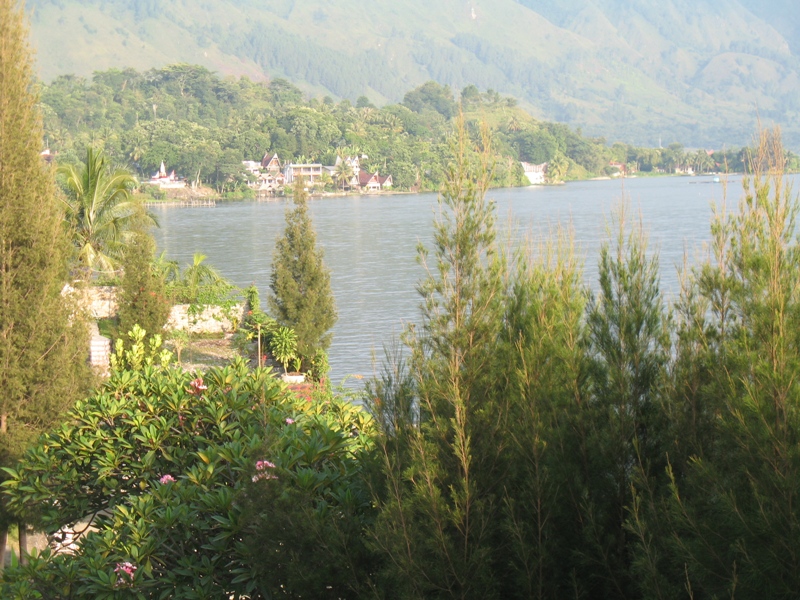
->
[24,0,800,147]
[38,64,785,195]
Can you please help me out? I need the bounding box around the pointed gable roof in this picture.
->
[359,170,378,187]
[262,153,282,170]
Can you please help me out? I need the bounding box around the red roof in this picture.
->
[359,171,379,186]
[261,153,281,170]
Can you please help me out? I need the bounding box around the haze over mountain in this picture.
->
[25,0,800,147]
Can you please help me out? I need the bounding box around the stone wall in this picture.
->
[68,285,244,335]
[167,303,244,335]
[63,285,119,319]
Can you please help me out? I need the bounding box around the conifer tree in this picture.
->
[580,207,670,598]
[635,129,800,600]
[0,0,91,565]
[498,236,588,600]
[117,212,171,344]
[269,178,336,360]
[371,119,510,599]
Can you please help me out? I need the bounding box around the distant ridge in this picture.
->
[25,0,800,148]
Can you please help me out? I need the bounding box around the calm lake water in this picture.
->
[152,175,746,383]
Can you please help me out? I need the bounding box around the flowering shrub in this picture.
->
[241,389,378,598]
[0,356,377,599]
[252,460,278,482]
[1,359,284,598]
[114,562,136,588]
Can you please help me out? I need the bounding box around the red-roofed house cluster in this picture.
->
[242,153,392,193]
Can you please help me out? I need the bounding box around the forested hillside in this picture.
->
[41,65,771,193]
[25,0,800,148]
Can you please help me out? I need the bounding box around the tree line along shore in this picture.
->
[40,64,799,201]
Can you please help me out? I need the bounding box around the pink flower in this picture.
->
[285,417,295,425]
[159,474,176,484]
[115,561,137,587]
[252,459,278,482]
[187,377,208,395]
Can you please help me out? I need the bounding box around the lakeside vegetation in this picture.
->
[8,108,800,598]
[6,0,800,597]
[40,65,798,197]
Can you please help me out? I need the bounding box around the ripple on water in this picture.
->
[153,175,766,383]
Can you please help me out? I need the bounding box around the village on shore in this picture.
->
[143,151,728,199]
[146,152,394,196]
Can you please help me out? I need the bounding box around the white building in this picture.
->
[521,161,547,185]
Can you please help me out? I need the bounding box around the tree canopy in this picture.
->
[0,0,91,563]
[269,179,337,361]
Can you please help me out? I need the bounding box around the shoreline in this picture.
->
[142,172,745,207]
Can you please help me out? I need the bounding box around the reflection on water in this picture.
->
[153,175,743,383]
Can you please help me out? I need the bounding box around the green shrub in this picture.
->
[241,388,378,598]
[1,344,377,599]
[270,326,298,373]
[117,227,171,344]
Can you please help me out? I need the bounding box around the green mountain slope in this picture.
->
[25,0,800,147]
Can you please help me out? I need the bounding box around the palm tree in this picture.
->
[180,253,223,303]
[59,147,151,277]
[547,153,569,183]
[334,159,354,191]
[693,149,714,174]
[153,251,180,283]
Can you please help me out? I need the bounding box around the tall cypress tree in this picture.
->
[0,0,91,564]
[269,178,336,360]
[371,119,509,599]
[117,212,171,343]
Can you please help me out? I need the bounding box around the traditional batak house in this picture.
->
[259,170,285,191]
[359,171,392,192]
[261,153,282,173]
[148,162,186,189]
[242,156,285,191]
[377,173,392,189]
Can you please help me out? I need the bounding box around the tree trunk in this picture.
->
[18,522,27,566]
[0,527,7,572]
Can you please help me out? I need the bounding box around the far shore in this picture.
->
[141,172,753,207]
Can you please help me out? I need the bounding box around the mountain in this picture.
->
[25,0,800,148]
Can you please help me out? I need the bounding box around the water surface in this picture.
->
[153,175,741,382]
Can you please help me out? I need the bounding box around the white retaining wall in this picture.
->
[167,303,244,335]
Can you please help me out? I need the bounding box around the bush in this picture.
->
[241,390,378,598]
[0,353,374,598]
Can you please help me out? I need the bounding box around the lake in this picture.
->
[152,175,743,383]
